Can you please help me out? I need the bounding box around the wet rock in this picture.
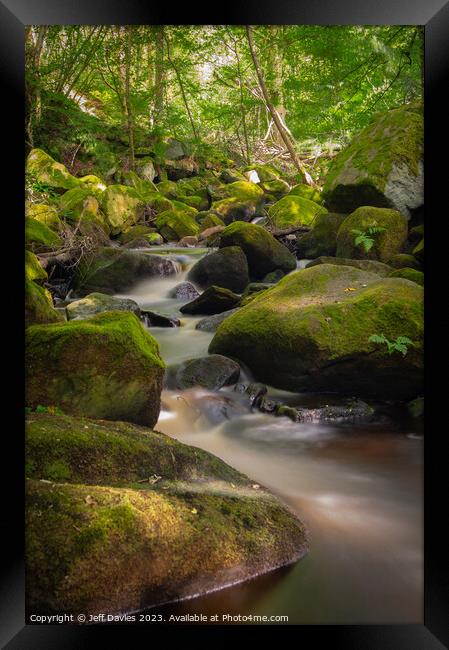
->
[195,308,241,332]
[178,235,199,247]
[66,293,141,320]
[180,286,241,316]
[234,382,268,409]
[194,394,249,425]
[305,256,393,277]
[166,355,240,390]
[168,281,200,301]
[187,246,249,293]
[275,399,374,423]
[198,225,225,242]
[141,310,180,328]
[123,237,151,249]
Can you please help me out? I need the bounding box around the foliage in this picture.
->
[351,224,387,253]
[368,334,414,356]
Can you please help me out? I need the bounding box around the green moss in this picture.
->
[121,171,157,201]
[336,206,408,263]
[25,250,47,284]
[26,203,62,232]
[197,212,225,230]
[389,267,424,286]
[100,185,145,234]
[213,180,264,203]
[268,195,327,229]
[25,279,62,326]
[118,225,156,244]
[210,264,423,399]
[242,164,281,182]
[155,180,178,198]
[26,148,81,190]
[26,312,165,426]
[389,253,421,270]
[219,221,296,279]
[25,217,61,248]
[259,179,290,198]
[170,200,198,217]
[288,184,324,204]
[177,194,209,211]
[155,209,200,241]
[59,187,98,218]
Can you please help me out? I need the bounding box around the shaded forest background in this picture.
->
[25,25,423,184]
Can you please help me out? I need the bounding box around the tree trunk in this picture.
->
[124,27,135,167]
[246,25,314,185]
[153,26,165,126]
[164,31,199,140]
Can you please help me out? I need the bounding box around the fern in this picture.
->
[351,223,386,253]
[368,334,414,356]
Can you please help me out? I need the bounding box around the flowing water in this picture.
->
[116,247,423,624]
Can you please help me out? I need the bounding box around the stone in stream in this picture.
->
[187,246,249,293]
[73,248,179,294]
[209,263,423,400]
[218,222,297,280]
[66,292,141,320]
[165,354,240,390]
[26,312,165,427]
[168,281,200,301]
[140,310,180,328]
[195,308,241,333]
[180,286,240,316]
[178,235,199,247]
[25,412,308,616]
[122,237,152,249]
[322,103,423,218]
[275,399,374,423]
[296,212,347,259]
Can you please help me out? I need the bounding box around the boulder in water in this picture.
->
[187,246,249,293]
[168,281,200,301]
[66,293,141,320]
[180,286,240,315]
[195,308,241,332]
[166,354,240,390]
[141,310,180,327]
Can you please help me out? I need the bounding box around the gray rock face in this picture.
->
[165,354,240,390]
[322,104,423,218]
[180,286,240,316]
[168,282,200,301]
[187,246,249,293]
[66,293,141,320]
[195,308,241,332]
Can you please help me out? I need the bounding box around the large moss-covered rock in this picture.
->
[121,170,157,201]
[259,179,291,199]
[74,248,178,294]
[296,212,346,258]
[187,246,249,293]
[26,312,165,426]
[66,293,141,320]
[288,184,324,205]
[25,280,62,327]
[180,286,240,315]
[26,148,81,191]
[268,195,327,229]
[336,206,408,263]
[209,264,423,399]
[322,104,424,217]
[25,250,47,284]
[100,185,145,234]
[212,197,259,224]
[211,180,264,203]
[210,181,265,225]
[25,217,61,249]
[156,180,179,198]
[26,203,62,232]
[118,225,157,244]
[305,256,393,277]
[388,267,424,286]
[196,211,225,230]
[219,222,297,280]
[25,412,307,616]
[59,187,99,218]
[155,209,200,241]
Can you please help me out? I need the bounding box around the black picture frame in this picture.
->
[2,1,448,647]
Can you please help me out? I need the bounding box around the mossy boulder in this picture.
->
[26,203,62,232]
[389,253,421,270]
[242,164,280,182]
[305,256,393,277]
[66,293,141,320]
[170,200,198,217]
[219,222,297,280]
[259,179,291,199]
[296,212,346,258]
[25,412,307,616]
[135,157,157,182]
[187,246,249,293]
[26,312,165,426]
[25,280,62,327]
[268,195,327,230]
[121,170,157,201]
[78,175,107,192]
[220,168,247,184]
[164,157,199,181]
[26,148,81,191]
[25,250,47,284]
[155,209,200,241]
[180,286,241,315]
[211,197,259,224]
[74,248,178,294]
[176,177,208,196]
[211,180,264,203]
[59,187,99,218]
[209,264,423,400]
[177,194,209,211]
[336,206,408,263]
[388,268,424,286]
[288,184,324,204]
[322,104,424,217]
[156,180,178,199]
[100,185,145,234]
[118,225,157,245]
[196,211,225,230]
[25,217,62,249]
[412,238,424,262]
[166,355,240,390]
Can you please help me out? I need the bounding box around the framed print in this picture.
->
[1,0,448,647]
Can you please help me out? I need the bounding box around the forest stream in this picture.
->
[115,246,423,624]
